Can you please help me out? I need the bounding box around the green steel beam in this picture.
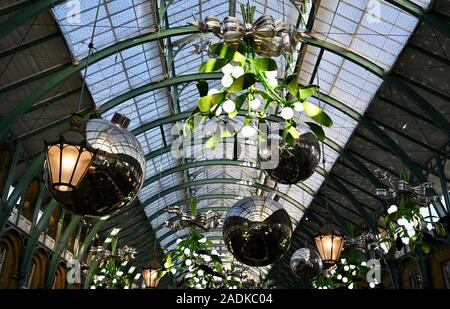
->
[0,0,30,16]
[0,32,60,59]
[17,200,58,287]
[385,0,450,39]
[301,36,450,140]
[0,152,45,231]
[17,108,92,140]
[1,140,22,203]
[27,87,82,114]
[0,63,70,95]
[392,73,450,103]
[377,95,437,129]
[0,0,65,39]
[140,177,308,212]
[326,174,379,234]
[435,153,450,213]
[408,44,450,67]
[76,217,109,262]
[367,116,444,155]
[0,25,204,138]
[45,215,82,288]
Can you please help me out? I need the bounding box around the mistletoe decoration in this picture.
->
[312,248,378,289]
[380,172,447,259]
[186,5,333,148]
[159,228,230,289]
[90,238,137,289]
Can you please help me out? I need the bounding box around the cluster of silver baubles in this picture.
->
[223,196,292,266]
[260,132,321,184]
[44,113,145,217]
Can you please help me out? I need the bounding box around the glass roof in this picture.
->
[52,0,430,280]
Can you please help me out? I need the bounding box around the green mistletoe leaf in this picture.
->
[228,73,257,93]
[198,58,229,73]
[210,42,246,65]
[305,122,325,141]
[197,93,225,112]
[286,74,299,98]
[251,57,278,71]
[299,85,319,100]
[303,101,333,127]
[196,80,209,97]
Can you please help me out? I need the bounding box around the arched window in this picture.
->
[25,261,36,289]
[0,244,6,274]
[442,260,450,289]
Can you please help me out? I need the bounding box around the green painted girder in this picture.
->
[302,36,450,141]
[377,95,437,129]
[0,152,45,232]
[435,153,450,213]
[1,140,21,203]
[17,107,92,140]
[408,44,450,66]
[331,163,385,203]
[349,149,398,176]
[17,200,58,287]
[140,177,307,212]
[27,87,82,114]
[0,32,60,59]
[45,215,82,288]
[0,0,30,16]
[385,0,450,39]
[336,155,386,189]
[0,63,70,95]
[366,115,444,155]
[0,25,204,138]
[75,217,109,262]
[392,73,450,103]
[326,174,379,234]
[0,0,65,39]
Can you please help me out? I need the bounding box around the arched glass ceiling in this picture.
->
[50,0,432,279]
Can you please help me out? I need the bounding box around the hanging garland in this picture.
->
[184,5,333,148]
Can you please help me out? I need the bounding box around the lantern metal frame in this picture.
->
[44,114,97,192]
[142,251,161,289]
[314,213,345,265]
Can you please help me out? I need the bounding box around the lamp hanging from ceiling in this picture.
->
[142,251,161,289]
[44,113,96,193]
[43,0,145,216]
[314,212,345,265]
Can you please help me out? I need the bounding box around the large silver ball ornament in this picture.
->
[47,113,145,216]
[290,248,323,280]
[223,196,292,266]
[262,132,320,184]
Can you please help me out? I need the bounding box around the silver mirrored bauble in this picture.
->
[223,196,292,266]
[46,113,145,216]
[290,248,323,280]
[262,132,320,184]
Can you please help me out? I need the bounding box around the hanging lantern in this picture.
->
[314,214,345,265]
[142,267,160,289]
[290,247,323,280]
[223,196,292,266]
[44,113,146,217]
[142,252,161,289]
[45,114,96,192]
[261,132,320,185]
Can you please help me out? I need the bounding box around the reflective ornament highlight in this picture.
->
[290,248,323,280]
[223,196,292,266]
[46,113,145,217]
[263,132,320,184]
